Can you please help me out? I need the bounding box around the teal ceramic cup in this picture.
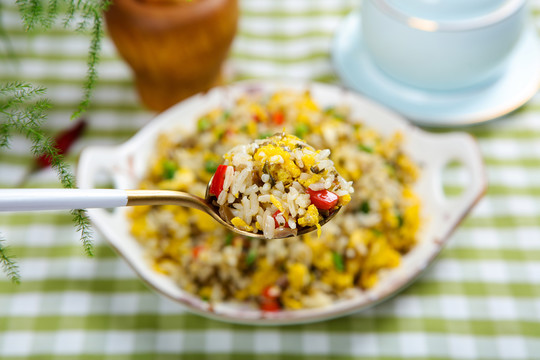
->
[361,0,527,91]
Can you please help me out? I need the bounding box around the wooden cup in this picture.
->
[104,0,238,112]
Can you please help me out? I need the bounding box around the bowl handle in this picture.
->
[431,133,487,232]
[77,145,129,248]
[77,146,119,190]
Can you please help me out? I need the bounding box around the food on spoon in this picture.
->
[128,89,421,311]
[207,133,353,239]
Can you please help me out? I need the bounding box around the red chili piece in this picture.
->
[192,245,205,259]
[272,111,284,125]
[261,285,281,312]
[261,299,281,311]
[306,189,339,210]
[209,165,230,197]
[272,210,289,228]
[262,285,275,299]
[36,118,87,168]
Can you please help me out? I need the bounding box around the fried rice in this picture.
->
[128,90,421,311]
[208,133,353,239]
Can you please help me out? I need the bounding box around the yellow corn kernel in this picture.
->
[281,289,304,310]
[173,208,190,226]
[195,211,218,231]
[349,228,372,248]
[313,250,333,270]
[346,256,363,275]
[246,259,280,296]
[360,271,378,289]
[164,238,185,259]
[397,154,419,181]
[338,193,351,206]
[128,205,151,219]
[247,120,258,138]
[153,259,177,275]
[334,272,354,289]
[153,262,168,275]
[365,238,401,270]
[234,288,250,301]
[288,263,309,290]
[320,269,336,286]
[161,205,178,213]
[131,219,148,238]
[199,286,213,300]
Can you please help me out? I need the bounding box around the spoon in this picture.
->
[0,186,340,239]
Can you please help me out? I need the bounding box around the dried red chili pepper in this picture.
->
[36,118,87,168]
[17,118,87,187]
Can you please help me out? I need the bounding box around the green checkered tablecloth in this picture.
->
[2,0,540,358]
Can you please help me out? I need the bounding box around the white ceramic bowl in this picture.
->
[77,81,486,325]
[361,0,527,91]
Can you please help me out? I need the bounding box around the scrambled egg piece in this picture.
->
[298,173,322,188]
[254,144,301,181]
[231,217,254,232]
[297,204,319,227]
[288,263,309,290]
[245,259,280,296]
[269,195,285,213]
[281,288,304,310]
[338,193,351,206]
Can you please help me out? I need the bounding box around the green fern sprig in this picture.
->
[15,0,110,120]
[15,0,44,31]
[44,0,59,29]
[0,122,10,148]
[72,7,106,119]
[0,0,115,282]
[0,235,20,284]
[0,82,95,280]
[0,0,111,281]
[62,0,77,28]
[71,209,94,256]
[0,82,48,113]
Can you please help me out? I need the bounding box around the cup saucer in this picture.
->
[331,11,540,127]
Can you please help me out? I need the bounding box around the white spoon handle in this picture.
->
[0,189,128,212]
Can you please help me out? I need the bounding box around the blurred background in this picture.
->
[1,0,540,358]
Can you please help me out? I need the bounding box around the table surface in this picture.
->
[2,0,540,359]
